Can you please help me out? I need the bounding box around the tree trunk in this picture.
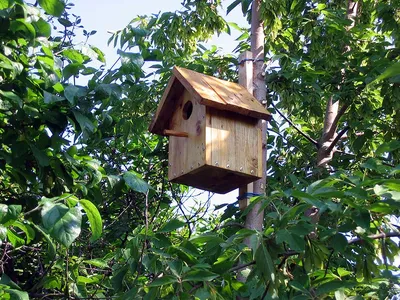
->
[316,0,359,167]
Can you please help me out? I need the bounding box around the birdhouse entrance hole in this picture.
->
[182,101,193,120]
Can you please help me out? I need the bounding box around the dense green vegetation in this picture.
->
[0,0,399,299]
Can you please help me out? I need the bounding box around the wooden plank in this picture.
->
[163,129,188,137]
[168,90,206,180]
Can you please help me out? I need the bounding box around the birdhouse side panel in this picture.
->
[206,108,261,178]
[168,89,206,180]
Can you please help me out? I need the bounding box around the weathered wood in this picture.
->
[238,51,255,210]
[163,129,189,137]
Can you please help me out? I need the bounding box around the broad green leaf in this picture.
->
[123,171,149,194]
[72,110,95,133]
[375,141,400,157]
[0,0,9,9]
[276,229,305,252]
[4,289,29,300]
[7,229,25,247]
[10,19,36,39]
[38,0,65,17]
[374,184,400,201]
[147,275,178,287]
[63,62,84,80]
[0,90,22,107]
[64,86,87,105]
[43,90,65,104]
[32,18,51,37]
[30,145,50,166]
[79,199,102,241]
[117,50,144,69]
[0,225,7,241]
[84,259,109,269]
[371,61,400,84]
[0,205,21,226]
[330,233,347,253]
[316,281,357,296]
[41,203,82,247]
[182,270,218,282]
[159,218,186,233]
[255,243,275,283]
[13,221,35,244]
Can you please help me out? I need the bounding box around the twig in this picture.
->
[326,125,350,153]
[271,102,319,147]
[228,261,256,273]
[348,232,400,244]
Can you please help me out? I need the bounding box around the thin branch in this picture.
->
[348,232,400,245]
[229,261,256,273]
[326,125,350,153]
[271,102,319,147]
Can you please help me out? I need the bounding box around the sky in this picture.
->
[70,0,249,206]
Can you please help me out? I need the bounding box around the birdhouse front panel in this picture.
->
[149,66,271,194]
[168,88,207,181]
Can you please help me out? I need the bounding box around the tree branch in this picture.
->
[327,103,349,138]
[271,102,319,147]
[229,261,256,273]
[348,232,400,245]
[326,125,350,153]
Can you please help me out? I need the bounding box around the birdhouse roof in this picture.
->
[149,66,271,135]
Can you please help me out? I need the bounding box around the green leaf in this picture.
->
[41,203,82,247]
[79,199,102,242]
[255,243,275,283]
[4,289,29,300]
[0,90,23,107]
[13,221,35,244]
[316,280,357,296]
[72,110,95,133]
[32,18,51,37]
[63,62,84,80]
[38,0,65,17]
[0,204,21,226]
[30,145,50,166]
[84,259,109,269]
[43,90,65,104]
[147,275,178,287]
[10,19,36,39]
[330,233,347,253]
[182,270,218,282]
[0,0,10,10]
[159,219,186,233]
[0,225,7,241]
[371,61,400,84]
[276,229,305,252]
[123,171,149,194]
[375,141,400,157]
[7,229,25,247]
[64,86,87,105]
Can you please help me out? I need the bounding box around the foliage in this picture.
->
[0,0,399,299]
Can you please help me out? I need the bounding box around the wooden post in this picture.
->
[246,0,266,232]
[238,51,254,210]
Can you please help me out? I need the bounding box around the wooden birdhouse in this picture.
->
[149,66,271,194]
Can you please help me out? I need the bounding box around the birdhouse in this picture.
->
[149,66,271,194]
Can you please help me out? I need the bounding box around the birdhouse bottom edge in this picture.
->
[169,164,261,194]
